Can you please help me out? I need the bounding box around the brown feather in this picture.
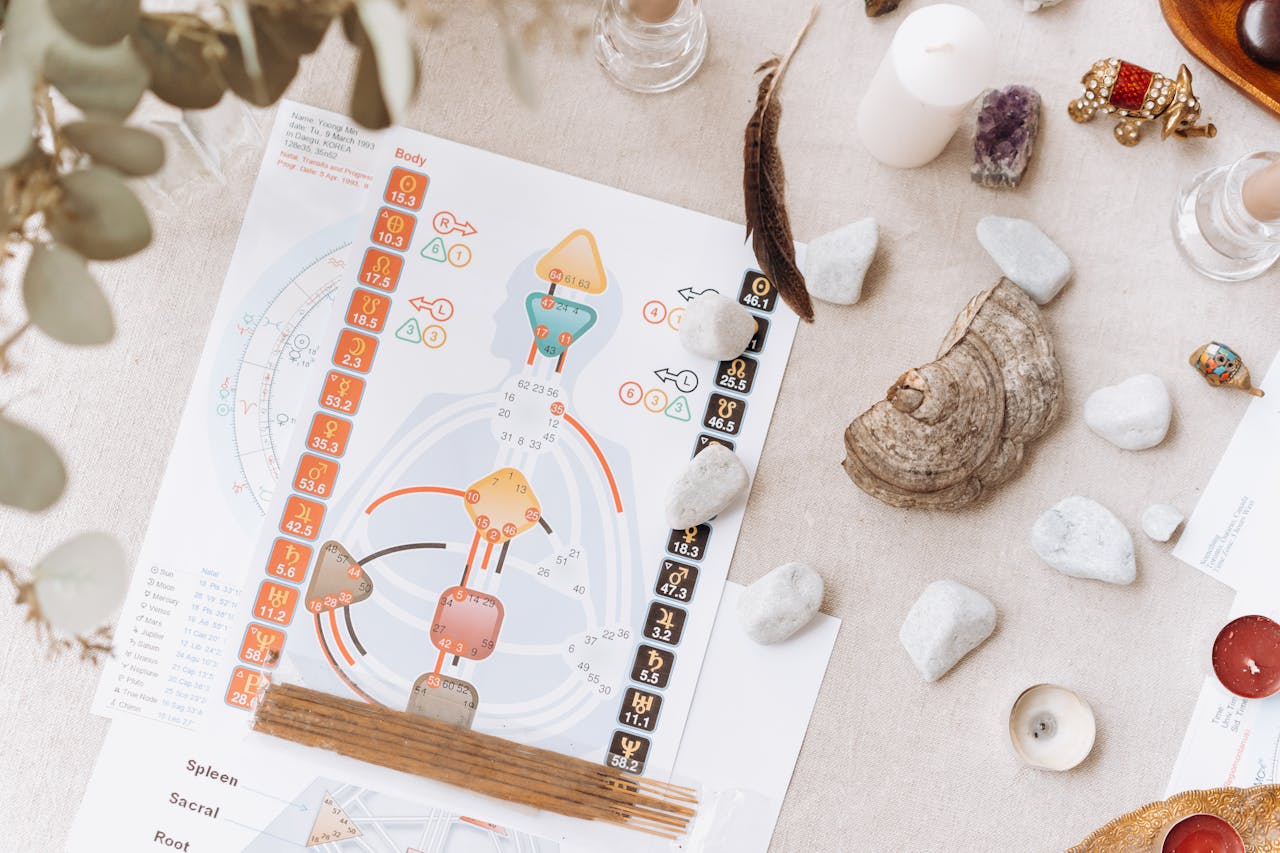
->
[744,7,818,322]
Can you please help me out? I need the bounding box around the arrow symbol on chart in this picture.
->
[432,210,477,236]
[654,368,698,393]
[677,286,717,301]
[409,297,433,312]
[239,784,308,811]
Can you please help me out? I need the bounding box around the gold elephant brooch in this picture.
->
[1068,59,1216,146]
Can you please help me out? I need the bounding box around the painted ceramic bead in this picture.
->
[1189,342,1265,397]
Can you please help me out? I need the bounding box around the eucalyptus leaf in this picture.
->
[218,28,298,108]
[132,15,225,109]
[50,0,139,47]
[356,0,415,124]
[0,0,63,70]
[32,531,127,636]
[45,37,147,119]
[0,59,34,169]
[62,120,164,176]
[24,243,114,345]
[47,166,151,261]
[500,24,537,108]
[0,416,66,512]
[349,42,390,130]
[254,4,331,57]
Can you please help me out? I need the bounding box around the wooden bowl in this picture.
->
[1161,0,1280,118]
[1068,785,1280,852]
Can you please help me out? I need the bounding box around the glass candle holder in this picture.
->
[592,0,709,94]
[1173,150,1280,282]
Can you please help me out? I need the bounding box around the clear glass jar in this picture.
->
[593,0,709,94]
[1173,150,1280,282]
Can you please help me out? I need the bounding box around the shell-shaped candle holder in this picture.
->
[1068,785,1280,852]
[1008,684,1095,772]
[842,279,1063,509]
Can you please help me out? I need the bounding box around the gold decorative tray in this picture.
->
[1160,0,1280,118]
[1068,785,1280,851]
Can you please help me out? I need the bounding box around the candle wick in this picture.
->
[924,42,954,54]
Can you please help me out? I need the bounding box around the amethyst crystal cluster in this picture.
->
[972,85,1041,189]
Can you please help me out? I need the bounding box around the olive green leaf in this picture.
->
[349,41,390,130]
[50,0,139,47]
[45,37,147,118]
[356,0,415,124]
[33,531,128,636]
[0,416,66,512]
[132,14,226,109]
[23,242,115,345]
[0,0,64,69]
[218,27,298,107]
[47,166,151,261]
[254,3,331,57]
[62,120,164,176]
[0,58,34,168]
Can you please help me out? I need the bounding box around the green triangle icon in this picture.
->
[395,318,422,343]
[665,395,692,422]
[421,236,447,262]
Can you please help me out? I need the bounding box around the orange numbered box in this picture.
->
[266,538,312,584]
[345,288,391,333]
[370,207,416,252]
[306,412,353,457]
[319,371,365,415]
[293,453,339,499]
[238,622,286,669]
[254,579,301,625]
[384,167,428,211]
[333,328,377,374]
[225,666,268,711]
[280,494,325,540]
[358,247,404,291]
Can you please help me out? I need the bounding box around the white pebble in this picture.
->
[738,562,824,644]
[1142,504,1185,543]
[899,580,996,682]
[664,443,749,529]
[802,218,878,306]
[976,215,1072,305]
[1083,373,1172,451]
[1031,496,1136,584]
[678,293,756,361]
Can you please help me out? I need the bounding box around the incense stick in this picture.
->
[253,682,698,838]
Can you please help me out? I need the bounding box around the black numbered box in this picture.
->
[617,687,663,732]
[655,558,699,603]
[606,730,651,775]
[714,354,758,395]
[666,524,711,561]
[693,433,735,457]
[738,270,777,313]
[630,643,675,689]
[643,601,687,646]
[746,315,769,354]
[703,393,746,436]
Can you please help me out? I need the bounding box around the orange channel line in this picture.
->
[562,411,623,513]
[480,540,494,570]
[328,608,355,666]
[365,485,465,515]
[432,649,446,677]
[460,531,481,589]
[314,615,378,705]
[526,341,537,365]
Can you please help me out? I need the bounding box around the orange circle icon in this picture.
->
[642,300,667,325]
[550,401,565,416]
[540,295,556,310]
[667,308,685,331]
[618,382,643,406]
[448,244,472,268]
[535,325,550,339]
[423,325,447,348]
[644,388,669,413]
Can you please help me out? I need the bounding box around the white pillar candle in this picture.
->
[857,4,996,169]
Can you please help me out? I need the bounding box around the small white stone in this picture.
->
[678,293,756,361]
[802,218,878,306]
[976,216,1073,305]
[1142,504,1185,543]
[664,443,749,529]
[1031,496,1136,584]
[899,580,996,682]
[1083,373,1172,451]
[738,562,824,645]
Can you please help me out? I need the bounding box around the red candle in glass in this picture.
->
[1212,615,1280,699]
[1160,814,1244,853]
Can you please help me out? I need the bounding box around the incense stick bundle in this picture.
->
[253,682,698,839]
